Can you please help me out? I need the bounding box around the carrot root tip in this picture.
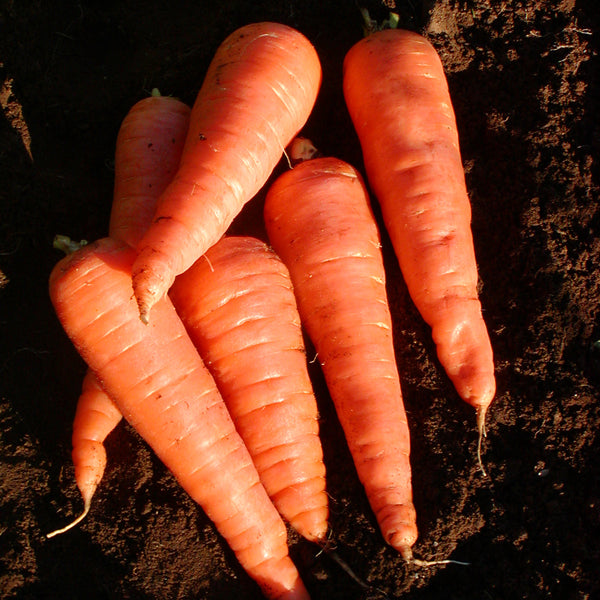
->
[411,557,471,568]
[399,545,413,562]
[46,498,91,539]
[135,296,152,324]
[313,534,387,595]
[475,405,489,477]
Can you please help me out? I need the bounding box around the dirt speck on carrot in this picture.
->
[132,22,322,323]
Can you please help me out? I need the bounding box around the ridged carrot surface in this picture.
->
[49,237,309,600]
[109,91,191,248]
[68,370,123,520]
[343,28,495,443]
[48,93,192,538]
[132,22,322,324]
[264,156,417,559]
[170,235,328,542]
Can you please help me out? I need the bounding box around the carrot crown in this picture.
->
[360,8,400,35]
[53,234,88,255]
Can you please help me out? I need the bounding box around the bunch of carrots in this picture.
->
[47,18,495,600]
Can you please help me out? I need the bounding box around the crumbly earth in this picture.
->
[1,1,598,598]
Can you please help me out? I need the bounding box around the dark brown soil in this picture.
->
[1,1,598,599]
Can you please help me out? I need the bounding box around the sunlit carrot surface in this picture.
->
[264,151,417,559]
[170,235,328,542]
[49,237,310,600]
[132,22,322,324]
[343,28,495,464]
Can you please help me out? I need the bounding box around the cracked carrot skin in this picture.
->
[49,237,309,600]
[264,155,417,560]
[64,93,191,530]
[343,29,496,438]
[169,236,328,543]
[131,22,322,324]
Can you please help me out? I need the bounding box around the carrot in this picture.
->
[131,22,322,324]
[342,27,496,467]
[48,237,309,600]
[47,91,192,538]
[109,89,191,248]
[47,369,123,537]
[169,235,328,542]
[263,146,417,560]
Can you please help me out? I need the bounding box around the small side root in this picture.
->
[325,548,372,591]
[410,557,471,567]
[315,537,389,599]
[46,500,90,539]
[476,405,488,477]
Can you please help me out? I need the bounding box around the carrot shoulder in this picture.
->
[49,237,309,600]
[132,22,322,324]
[343,29,496,446]
[264,154,417,559]
[169,236,328,543]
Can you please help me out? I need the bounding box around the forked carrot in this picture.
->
[169,235,328,542]
[131,22,322,324]
[49,237,309,600]
[343,27,496,468]
[264,147,417,560]
[47,91,192,538]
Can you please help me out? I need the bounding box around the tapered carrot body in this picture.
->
[47,93,192,538]
[343,28,495,440]
[169,236,328,542]
[69,370,122,515]
[131,22,322,323]
[264,156,417,559]
[49,237,309,600]
[109,91,191,247]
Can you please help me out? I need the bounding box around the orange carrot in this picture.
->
[49,237,309,600]
[343,27,496,466]
[131,22,322,324]
[47,92,191,538]
[263,149,417,560]
[46,370,123,537]
[169,235,328,542]
[109,89,191,248]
